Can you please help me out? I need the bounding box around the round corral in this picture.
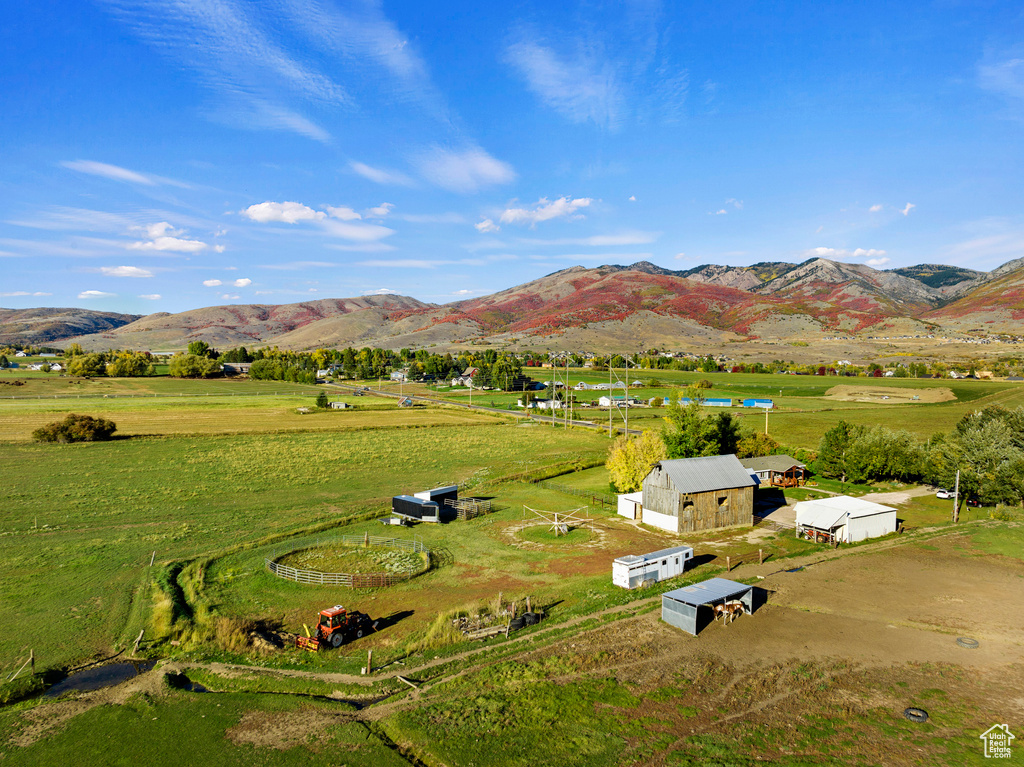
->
[266,534,430,587]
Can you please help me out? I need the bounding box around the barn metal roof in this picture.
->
[662,578,752,606]
[656,454,758,494]
[794,496,896,530]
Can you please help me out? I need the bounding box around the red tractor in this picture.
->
[296,605,378,651]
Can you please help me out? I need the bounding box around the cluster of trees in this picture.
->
[63,348,156,377]
[168,353,220,379]
[248,358,317,384]
[815,406,1024,512]
[607,390,789,492]
[32,413,117,443]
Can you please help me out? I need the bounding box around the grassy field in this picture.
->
[395,370,1024,448]
[0,419,609,675]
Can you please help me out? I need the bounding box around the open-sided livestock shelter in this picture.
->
[613,544,694,589]
[662,578,754,635]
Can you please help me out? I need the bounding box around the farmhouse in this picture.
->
[640,455,757,534]
[739,454,807,487]
[794,495,897,544]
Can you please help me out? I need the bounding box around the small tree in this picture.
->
[316,390,329,409]
[607,430,668,493]
[33,413,117,443]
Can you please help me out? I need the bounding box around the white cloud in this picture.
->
[901,202,916,216]
[866,257,890,267]
[221,294,240,300]
[364,287,400,295]
[725,198,743,210]
[713,209,727,215]
[214,244,226,253]
[365,202,394,218]
[628,195,637,202]
[142,222,180,238]
[139,294,161,300]
[805,247,887,260]
[500,197,593,227]
[978,55,1024,108]
[233,278,252,287]
[505,39,624,129]
[0,291,51,297]
[79,290,115,299]
[100,265,154,278]
[350,161,415,186]
[869,204,883,213]
[127,235,208,253]
[673,252,687,260]
[475,218,500,234]
[61,160,155,185]
[326,205,361,221]
[415,146,515,193]
[242,201,325,224]
[203,279,223,287]
[452,289,477,295]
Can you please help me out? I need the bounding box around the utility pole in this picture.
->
[953,469,960,524]
[765,406,770,435]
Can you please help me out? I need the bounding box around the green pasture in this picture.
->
[0,684,408,767]
[0,423,609,675]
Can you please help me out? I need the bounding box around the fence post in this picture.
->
[759,548,763,564]
[726,556,731,572]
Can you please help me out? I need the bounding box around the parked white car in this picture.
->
[935,489,953,499]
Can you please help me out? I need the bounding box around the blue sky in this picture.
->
[3,1,1024,314]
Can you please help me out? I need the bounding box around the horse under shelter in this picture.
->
[662,578,754,636]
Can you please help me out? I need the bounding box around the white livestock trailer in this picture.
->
[613,544,694,589]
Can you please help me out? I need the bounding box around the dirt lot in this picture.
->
[824,384,956,403]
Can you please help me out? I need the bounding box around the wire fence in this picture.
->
[0,389,313,402]
[751,514,795,532]
[534,480,617,509]
[265,535,431,587]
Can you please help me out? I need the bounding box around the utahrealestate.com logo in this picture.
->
[980,724,1014,759]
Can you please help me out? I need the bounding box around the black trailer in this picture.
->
[415,485,458,522]
[392,495,440,523]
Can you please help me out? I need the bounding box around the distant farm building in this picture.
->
[740,455,807,488]
[639,455,757,534]
[613,545,693,589]
[222,362,252,375]
[329,401,351,409]
[742,398,774,409]
[704,398,732,407]
[392,485,459,523]
[794,496,897,544]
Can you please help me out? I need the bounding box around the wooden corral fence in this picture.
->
[752,514,795,533]
[535,480,616,510]
[724,549,769,572]
[266,536,430,587]
[445,497,492,521]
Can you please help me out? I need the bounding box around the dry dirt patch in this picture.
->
[226,709,355,751]
[824,384,955,404]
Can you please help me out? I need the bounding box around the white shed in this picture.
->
[616,491,643,521]
[794,496,897,543]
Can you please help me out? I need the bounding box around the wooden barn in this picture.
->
[641,455,757,534]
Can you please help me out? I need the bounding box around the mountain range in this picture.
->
[5,257,1024,353]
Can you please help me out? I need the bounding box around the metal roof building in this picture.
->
[657,455,759,494]
[794,495,897,543]
[662,577,754,635]
[641,455,758,534]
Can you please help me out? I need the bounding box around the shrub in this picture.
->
[693,378,713,389]
[32,413,117,443]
